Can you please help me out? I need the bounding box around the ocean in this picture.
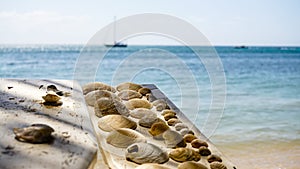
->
[1,45,299,168]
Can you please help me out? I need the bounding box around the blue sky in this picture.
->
[0,0,299,45]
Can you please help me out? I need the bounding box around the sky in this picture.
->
[0,0,299,46]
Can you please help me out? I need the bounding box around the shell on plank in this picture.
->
[163,113,177,121]
[152,99,168,111]
[116,82,142,92]
[82,82,116,95]
[162,130,186,148]
[183,134,197,143]
[161,110,176,116]
[207,154,222,163]
[138,87,151,96]
[135,163,171,169]
[130,108,156,119]
[98,115,137,132]
[106,128,146,148]
[94,97,129,117]
[125,98,152,110]
[125,142,169,164]
[210,162,227,169]
[167,118,181,126]
[139,115,164,128]
[175,123,189,131]
[199,146,211,156]
[169,147,201,162]
[85,90,120,106]
[148,121,169,137]
[178,161,208,169]
[118,90,142,101]
[191,139,209,148]
[179,128,194,136]
[13,124,54,143]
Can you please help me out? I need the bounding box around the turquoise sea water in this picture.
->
[0,45,299,146]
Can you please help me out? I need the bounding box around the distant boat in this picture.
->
[234,45,248,49]
[105,17,127,48]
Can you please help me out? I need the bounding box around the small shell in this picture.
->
[162,130,186,148]
[138,87,151,96]
[118,90,142,101]
[161,110,176,116]
[125,98,152,110]
[183,134,197,143]
[210,162,227,169]
[139,115,164,128]
[94,97,129,117]
[175,123,189,131]
[42,93,61,103]
[130,108,157,119]
[207,154,222,163]
[135,163,171,169]
[85,90,120,106]
[178,161,208,169]
[167,118,181,126]
[152,99,168,111]
[146,93,156,102]
[106,128,146,148]
[199,146,211,156]
[98,115,137,132]
[179,128,194,136]
[169,148,201,162]
[125,142,169,164]
[13,124,54,143]
[163,113,177,121]
[82,82,116,95]
[191,139,209,148]
[148,122,169,136]
[116,82,142,92]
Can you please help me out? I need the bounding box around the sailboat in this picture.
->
[105,17,127,47]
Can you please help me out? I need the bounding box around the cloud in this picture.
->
[0,10,94,44]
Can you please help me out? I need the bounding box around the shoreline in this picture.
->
[215,139,300,169]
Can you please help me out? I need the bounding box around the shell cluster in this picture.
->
[83,81,230,169]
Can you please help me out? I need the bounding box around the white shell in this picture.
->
[106,128,146,148]
[130,108,156,119]
[126,142,169,164]
[175,123,189,131]
[162,130,186,148]
[98,115,137,132]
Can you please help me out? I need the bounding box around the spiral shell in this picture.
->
[118,90,142,101]
[106,128,146,148]
[116,82,142,92]
[82,82,116,95]
[125,98,152,110]
[125,142,169,164]
[169,148,201,162]
[98,115,137,132]
[94,97,129,117]
[178,161,208,169]
[85,90,120,106]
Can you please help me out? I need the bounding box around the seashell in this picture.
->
[148,122,169,136]
[210,162,227,169]
[146,93,156,102]
[116,82,142,92]
[125,142,169,164]
[178,161,208,169]
[106,128,146,148]
[163,113,177,121]
[191,139,209,148]
[169,148,201,162]
[138,87,151,96]
[82,82,116,95]
[162,130,186,148]
[130,108,156,119]
[161,110,176,116]
[183,134,197,143]
[94,97,129,117]
[135,163,171,169]
[139,115,164,128]
[152,99,168,111]
[207,154,222,163]
[98,115,137,132]
[175,123,189,131]
[199,146,211,156]
[167,118,181,126]
[125,98,152,110]
[118,90,142,101]
[42,92,61,103]
[85,90,120,106]
[179,128,194,136]
[13,124,54,143]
